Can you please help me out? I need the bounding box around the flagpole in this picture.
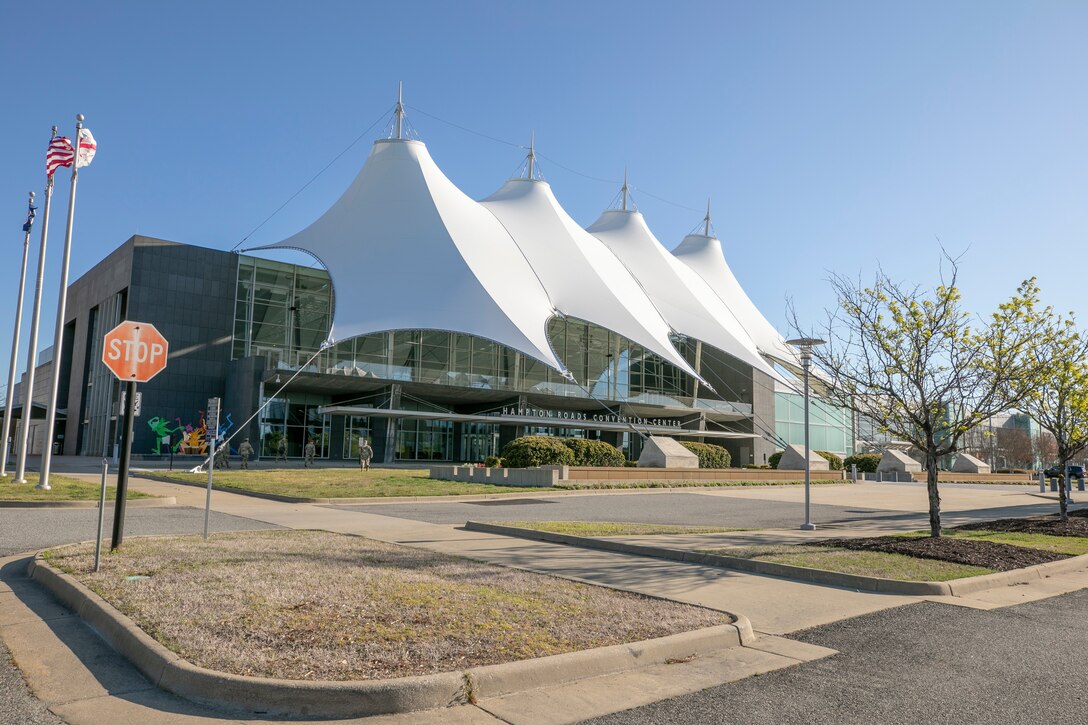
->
[38,114,85,490]
[14,127,58,484]
[1,192,35,477]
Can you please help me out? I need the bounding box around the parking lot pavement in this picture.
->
[581,588,1088,725]
[0,505,281,557]
[332,489,1080,531]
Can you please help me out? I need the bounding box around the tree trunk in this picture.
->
[1059,458,1069,522]
[926,450,942,538]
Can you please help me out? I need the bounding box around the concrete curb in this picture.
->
[0,497,176,509]
[464,521,1088,598]
[132,472,851,505]
[27,553,749,718]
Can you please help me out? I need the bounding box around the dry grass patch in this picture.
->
[45,530,726,681]
[0,472,153,501]
[149,468,543,498]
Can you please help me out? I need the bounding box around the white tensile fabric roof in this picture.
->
[262,132,794,388]
[479,179,700,379]
[586,209,784,382]
[261,139,564,371]
[671,232,800,369]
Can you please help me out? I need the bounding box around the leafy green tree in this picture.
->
[1019,320,1088,521]
[798,261,1051,537]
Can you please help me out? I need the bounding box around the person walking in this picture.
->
[275,435,288,465]
[238,438,254,469]
[358,437,374,471]
[214,443,230,469]
[304,438,316,468]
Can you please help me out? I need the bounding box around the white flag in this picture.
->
[76,127,96,168]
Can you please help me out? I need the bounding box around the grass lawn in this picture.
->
[44,530,727,681]
[0,472,153,501]
[555,479,847,490]
[699,544,994,581]
[944,529,1088,557]
[496,520,747,537]
[147,468,546,498]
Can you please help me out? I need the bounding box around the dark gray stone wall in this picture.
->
[125,238,238,455]
[224,355,265,457]
[59,238,134,454]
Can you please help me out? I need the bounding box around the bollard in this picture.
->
[1051,477,1058,492]
[877,471,882,483]
[1039,472,1046,493]
[851,464,857,482]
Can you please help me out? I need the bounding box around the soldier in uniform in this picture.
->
[304,438,316,468]
[358,437,374,471]
[214,442,230,469]
[238,438,254,469]
[275,435,288,465]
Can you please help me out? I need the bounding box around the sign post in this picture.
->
[204,397,220,539]
[101,321,169,550]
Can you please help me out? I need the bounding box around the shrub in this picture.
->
[844,453,881,473]
[561,438,626,467]
[624,460,638,467]
[500,436,575,468]
[679,441,732,469]
[483,456,503,468]
[743,464,771,469]
[815,450,844,470]
[769,451,784,469]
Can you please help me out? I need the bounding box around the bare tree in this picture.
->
[795,259,1050,537]
[1034,431,1058,469]
[995,427,1034,470]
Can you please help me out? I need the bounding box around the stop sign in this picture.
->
[102,321,169,383]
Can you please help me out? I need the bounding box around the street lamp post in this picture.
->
[786,337,826,532]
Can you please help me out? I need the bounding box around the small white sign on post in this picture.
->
[203,397,222,540]
[118,390,142,417]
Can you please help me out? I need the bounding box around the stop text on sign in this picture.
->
[106,338,165,365]
[101,321,169,383]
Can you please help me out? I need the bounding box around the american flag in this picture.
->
[46,135,74,177]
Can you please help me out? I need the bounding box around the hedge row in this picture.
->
[499,436,626,468]
[843,453,881,473]
[679,441,732,469]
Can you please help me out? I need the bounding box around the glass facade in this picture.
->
[231,254,753,409]
[774,391,854,458]
[259,393,330,458]
[342,415,372,460]
[235,254,774,462]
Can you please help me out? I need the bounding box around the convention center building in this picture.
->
[8,106,854,464]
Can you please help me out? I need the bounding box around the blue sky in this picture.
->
[1,1,1086,387]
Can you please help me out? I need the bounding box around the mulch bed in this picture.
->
[955,514,1088,538]
[818,535,1066,571]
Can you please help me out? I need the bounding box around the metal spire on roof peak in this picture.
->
[525,130,536,179]
[394,81,405,140]
[703,198,712,237]
[621,167,629,211]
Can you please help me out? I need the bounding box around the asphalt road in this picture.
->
[334,491,1079,531]
[582,591,1088,725]
[0,505,279,725]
